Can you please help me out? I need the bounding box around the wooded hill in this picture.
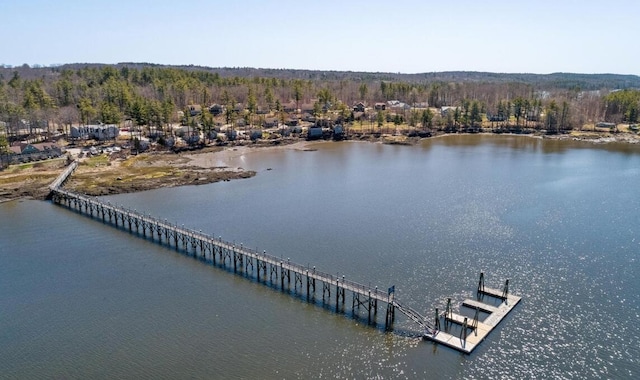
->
[5,63,639,90]
[1,63,640,145]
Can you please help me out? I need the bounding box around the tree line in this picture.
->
[1,64,639,144]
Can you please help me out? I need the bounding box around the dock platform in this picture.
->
[425,275,521,354]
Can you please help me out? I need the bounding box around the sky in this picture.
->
[1,0,639,75]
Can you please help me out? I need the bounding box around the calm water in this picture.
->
[1,135,639,379]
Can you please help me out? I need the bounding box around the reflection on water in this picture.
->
[1,135,639,379]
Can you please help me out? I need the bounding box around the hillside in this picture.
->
[2,63,639,90]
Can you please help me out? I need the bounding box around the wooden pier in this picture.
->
[425,272,521,354]
[48,162,520,353]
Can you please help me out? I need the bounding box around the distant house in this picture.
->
[307,126,324,140]
[389,101,410,111]
[70,125,119,141]
[353,102,366,113]
[209,104,224,116]
[315,118,333,128]
[187,104,202,116]
[283,101,297,113]
[374,102,386,111]
[263,117,278,128]
[302,113,316,123]
[8,142,63,163]
[9,143,39,155]
[300,103,315,115]
[526,110,540,122]
[285,117,299,127]
[487,114,506,122]
[440,106,459,117]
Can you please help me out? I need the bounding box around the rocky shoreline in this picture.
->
[1,132,639,204]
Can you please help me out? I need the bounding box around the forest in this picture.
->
[1,63,640,147]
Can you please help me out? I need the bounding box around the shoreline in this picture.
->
[1,131,638,205]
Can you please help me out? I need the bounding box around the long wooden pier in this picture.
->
[48,161,520,353]
[48,161,434,334]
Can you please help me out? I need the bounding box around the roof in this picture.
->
[300,103,315,111]
[8,142,61,154]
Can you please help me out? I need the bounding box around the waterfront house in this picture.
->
[300,103,315,115]
[234,103,245,113]
[283,101,297,113]
[8,142,63,163]
[440,106,459,117]
[209,104,224,116]
[70,124,119,141]
[187,104,202,116]
[302,113,316,123]
[263,117,278,128]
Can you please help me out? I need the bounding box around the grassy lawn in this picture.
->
[82,154,111,167]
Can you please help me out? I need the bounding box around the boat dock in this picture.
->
[425,273,521,354]
[47,162,519,353]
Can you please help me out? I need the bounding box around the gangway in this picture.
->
[393,301,436,335]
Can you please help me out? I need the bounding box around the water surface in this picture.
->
[1,135,638,378]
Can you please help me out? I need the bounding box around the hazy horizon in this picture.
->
[2,0,639,76]
[2,62,638,78]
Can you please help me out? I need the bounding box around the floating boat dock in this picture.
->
[425,272,521,354]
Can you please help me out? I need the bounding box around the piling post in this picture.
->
[374,286,378,316]
[385,286,396,330]
[280,261,284,289]
[472,307,479,333]
[367,290,372,323]
[335,278,340,311]
[173,227,178,247]
[445,298,452,327]
[502,279,510,301]
[461,317,468,346]
[385,303,395,330]
[233,246,237,273]
[352,292,356,317]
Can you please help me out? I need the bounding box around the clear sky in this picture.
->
[2,0,639,75]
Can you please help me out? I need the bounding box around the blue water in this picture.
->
[1,135,639,378]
